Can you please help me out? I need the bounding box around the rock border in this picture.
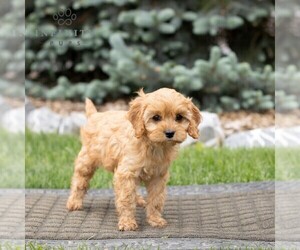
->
[25,238,275,250]
[2,96,300,147]
[25,181,274,196]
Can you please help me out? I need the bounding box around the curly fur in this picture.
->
[66,88,202,231]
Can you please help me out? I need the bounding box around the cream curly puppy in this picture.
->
[66,88,201,231]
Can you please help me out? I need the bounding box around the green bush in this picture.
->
[25,0,278,111]
[0,0,25,98]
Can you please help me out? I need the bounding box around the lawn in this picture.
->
[0,129,25,188]
[276,147,300,180]
[25,131,275,189]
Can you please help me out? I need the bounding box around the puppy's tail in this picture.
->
[85,98,97,118]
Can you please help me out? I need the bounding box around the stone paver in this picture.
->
[24,182,276,249]
[2,182,300,249]
[25,190,275,241]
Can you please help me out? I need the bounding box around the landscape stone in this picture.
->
[1,107,25,133]
[224,127,275,148]
[58,112,86,135]
[70,112,87,129]
[26,107,62,133]
[25,96,35,120]
[276,126,300,147]
[58,116,77,135]
[0,95,12,119]
[181,111,225,147]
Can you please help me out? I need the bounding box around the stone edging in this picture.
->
[25,238,276,250]
[24,181,275,197]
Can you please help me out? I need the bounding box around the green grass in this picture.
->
[276,147,300,180]
[25,131,275,189]
[171,143,274,185]
[0,129,25,188]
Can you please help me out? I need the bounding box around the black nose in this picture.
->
[165,130,175,138]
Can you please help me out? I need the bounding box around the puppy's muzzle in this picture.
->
[165,130,175,139]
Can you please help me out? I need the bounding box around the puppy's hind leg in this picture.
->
[66,147,97,211]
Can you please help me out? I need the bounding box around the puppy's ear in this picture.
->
[128,89,146,138]
[187,99,202,139]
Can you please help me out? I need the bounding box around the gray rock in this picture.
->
[1,107,25,133]
[224,127,275,148]
[0,95,12,119]
[39,238,274,250]
[58,116,76,135]
[25,96,35,119]
[70,112,87,128]
[27,107,62,133]
[58,112,86,135]
[276,126,300,147]
[181,112,224,147]
[180,135,198,148]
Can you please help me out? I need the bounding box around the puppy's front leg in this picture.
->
[145,171,169,228]
[113,169,138,231]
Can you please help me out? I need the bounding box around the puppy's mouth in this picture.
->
[149,137,182,144]
[165,138,182,143]
[146,131,183,144]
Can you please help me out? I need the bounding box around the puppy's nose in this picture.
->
[165,130,175,138]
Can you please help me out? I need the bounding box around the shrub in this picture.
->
[25,0,279,111]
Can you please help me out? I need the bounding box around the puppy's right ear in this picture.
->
[128,89,146,138]
[187,100,202,139]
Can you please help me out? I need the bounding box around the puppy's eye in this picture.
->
[152,115,161,122]
[175,114,183,122]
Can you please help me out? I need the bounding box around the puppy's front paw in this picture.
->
[66,197,83,211]
[118,217,138,231]
[147,216,167,228]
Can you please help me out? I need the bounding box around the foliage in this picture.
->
[25,131,275,188]
[276,0,300,69]
[25,0,276,111]
[275,66,300,112]
[0,0,25,98]
[275,0,300,112]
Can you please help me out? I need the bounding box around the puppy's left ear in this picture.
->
[187,100,202,139]
[128,89,146,138]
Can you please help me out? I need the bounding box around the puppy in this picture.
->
[66,88,201,231]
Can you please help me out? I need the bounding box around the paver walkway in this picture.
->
[26,190,274,241]
[2,181,300,249]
